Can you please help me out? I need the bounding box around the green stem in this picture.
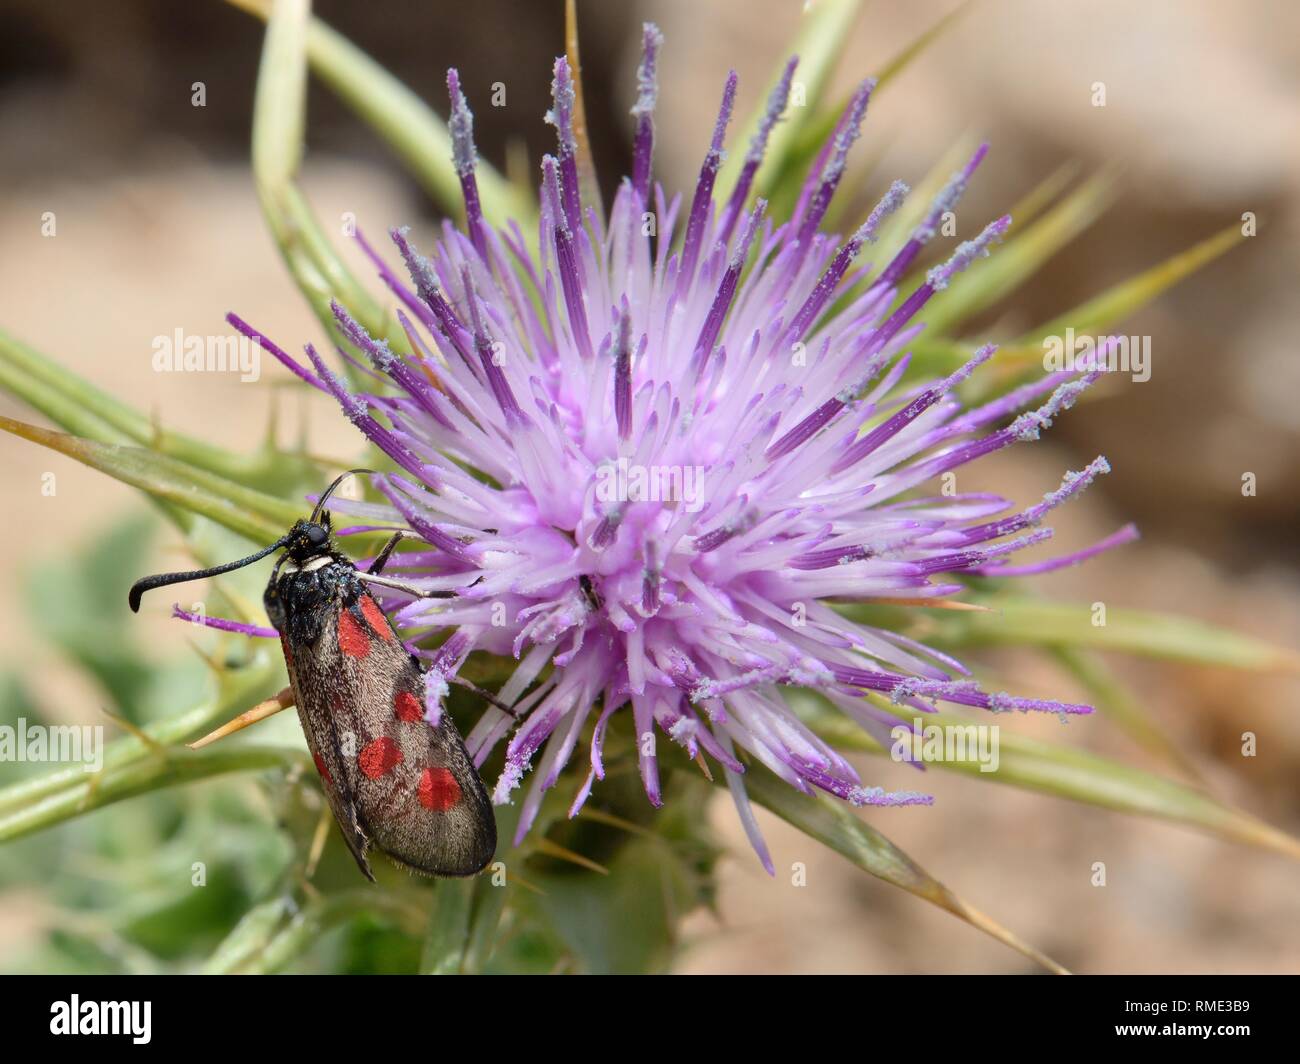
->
[0,653,278,818]
[245,889,426,974]
[420,876,475,974]
[462,874,509,974]
[0,744,306,844]
[201,896,298,974]
[0,328,315,490]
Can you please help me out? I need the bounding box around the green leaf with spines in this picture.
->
[788,691,1300,861]
[735,759,1069,973]
[0,416,298,544]
[0,330,321,496]
[840,593,1300,671]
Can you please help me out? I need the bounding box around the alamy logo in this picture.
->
[595,458,705,512]
[0,718,103,772]
[151,328,261,382]
[50,996,151,1044]
[1042,328,1151,382]
[889,718,1000,773]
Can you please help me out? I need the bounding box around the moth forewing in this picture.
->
[334,625,496,878]
[276,564,496,879]
[282,623,376,881]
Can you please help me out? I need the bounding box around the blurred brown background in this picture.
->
[0,0,1297,972]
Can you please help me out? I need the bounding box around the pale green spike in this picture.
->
[765,3,973,220]
[920,171,1116,336]
[230,0,530,225]
[1020,222,1246,346]
[1052,646,1204,782]
[717,0,866,207]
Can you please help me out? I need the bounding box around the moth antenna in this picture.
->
[128,535,293,612]
[311,467,379,523]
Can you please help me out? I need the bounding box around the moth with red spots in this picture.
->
[128,471,497,880]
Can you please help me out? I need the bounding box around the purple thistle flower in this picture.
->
[233,25,1139,871]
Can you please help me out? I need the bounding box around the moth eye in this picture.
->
[306,524,328,547]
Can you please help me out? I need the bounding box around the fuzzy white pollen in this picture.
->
[668,717,698,745]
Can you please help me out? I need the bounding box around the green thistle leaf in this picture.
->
[229,889,424,974]
[794,693,1300,861]
[0,744,302,846]
[201,896,297,974]
[912,594,1299,671]
[739,762,1069,973]
[0,329,323,495]
[0,651,283,831]
[0,416,298,543]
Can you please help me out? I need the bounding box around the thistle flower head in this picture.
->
[233,26,1137,871]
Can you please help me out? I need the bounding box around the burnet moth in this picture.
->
[128,470,497,880]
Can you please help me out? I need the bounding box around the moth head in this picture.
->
[285,516,334,562]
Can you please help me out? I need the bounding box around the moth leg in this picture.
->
[187,687,295,750]
[448,674,523,719]
[355,570,455,599]
[368,529,424,575]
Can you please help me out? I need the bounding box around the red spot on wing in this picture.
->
[359,595,396,641]
[312,752,332,786]
[358,737,404,779]
[337,609,371,658]
[280,637,293,668]
[394,691,423,722]
[418,766,461,812]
